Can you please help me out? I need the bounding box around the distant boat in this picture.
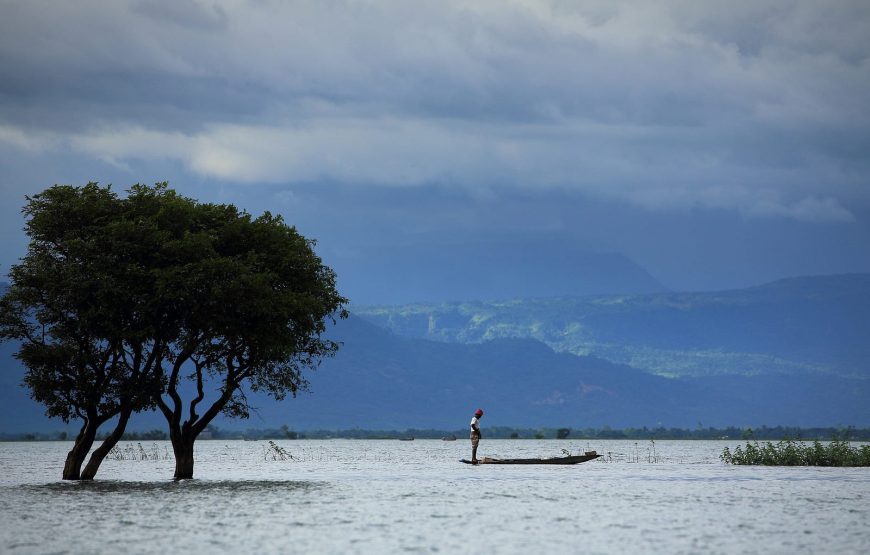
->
[399,437,414,441]
[460,451,601,465]
[442,435,457,441]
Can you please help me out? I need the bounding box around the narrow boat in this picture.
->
[398,437,415,441]
[460,451,601,465]
[442,435,457,441]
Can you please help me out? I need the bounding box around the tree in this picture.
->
[148,195,347,478]
[0,182,347,480]
[0,184,167,479]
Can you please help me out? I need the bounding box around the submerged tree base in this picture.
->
[721,436,870,466]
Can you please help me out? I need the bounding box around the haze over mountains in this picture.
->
[2,273,868,433]
[328,239,667,305]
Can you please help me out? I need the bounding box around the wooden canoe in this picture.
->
[460,452,601,465]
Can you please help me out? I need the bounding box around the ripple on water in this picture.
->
[12,479,324,508]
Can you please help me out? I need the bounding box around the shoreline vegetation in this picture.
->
[721,434,870,466]
[4,425,870,442]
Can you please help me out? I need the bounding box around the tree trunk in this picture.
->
[161,379,234,479]
[63,420,98,480]
[80,407,132,480]
[172,434,196,479]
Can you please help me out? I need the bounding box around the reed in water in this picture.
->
[721,434,870,466]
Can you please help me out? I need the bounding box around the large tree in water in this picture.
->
[150,188,347,478]
[0,182,347,480]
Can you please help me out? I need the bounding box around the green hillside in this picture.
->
[354,274,870,379]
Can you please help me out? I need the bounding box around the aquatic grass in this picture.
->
[599,440,665,463]
[263,441,294,461]
[721,435,870,466]
[648,439,660,463]
[107,443,171,461]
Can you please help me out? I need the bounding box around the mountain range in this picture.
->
[1,274,868,432]
[354,274,870,379]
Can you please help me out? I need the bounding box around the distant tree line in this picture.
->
[5,425,869,442]
[195,425,870,441]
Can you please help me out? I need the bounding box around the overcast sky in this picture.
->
[1,0,868,300]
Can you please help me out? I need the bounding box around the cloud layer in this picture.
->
[1,0,869,222]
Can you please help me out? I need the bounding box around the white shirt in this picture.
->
[470,416,480,433]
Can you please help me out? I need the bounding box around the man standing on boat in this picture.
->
[470,408,484,464]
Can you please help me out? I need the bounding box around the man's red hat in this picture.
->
[475,408,484,416]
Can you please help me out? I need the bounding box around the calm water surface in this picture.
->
[1,439,868,554]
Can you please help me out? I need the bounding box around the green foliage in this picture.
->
[0,183,169,424]
[721,434,870,466]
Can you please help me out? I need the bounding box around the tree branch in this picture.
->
[188,359,206,424]
[191,382,238,438]
[163,343,196,428]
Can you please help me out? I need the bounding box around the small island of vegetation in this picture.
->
[721,434,870,466]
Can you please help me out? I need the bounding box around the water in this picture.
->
[1,440,869,554]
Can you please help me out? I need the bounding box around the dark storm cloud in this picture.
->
[1,0,869,222]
